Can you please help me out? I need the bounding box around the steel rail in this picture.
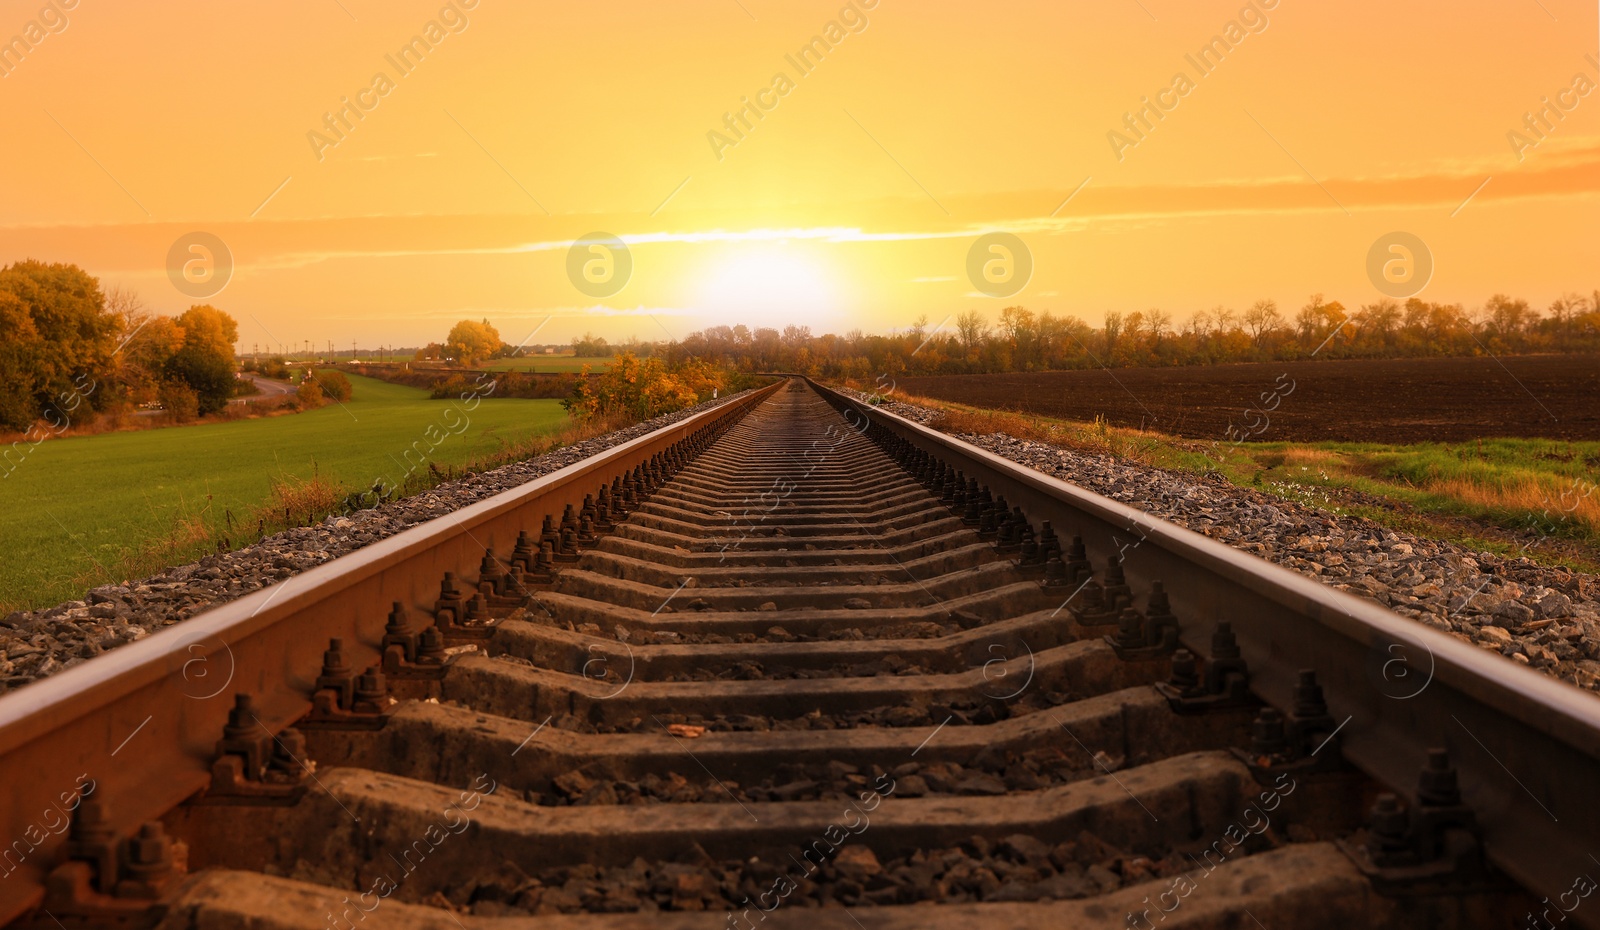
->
[0,382,780,925]
[809,378,1600,924]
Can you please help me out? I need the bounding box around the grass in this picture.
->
[1194,439,1600,571]
[866,388,1600,574]
[479,355,615,373]
[0,374,573,611]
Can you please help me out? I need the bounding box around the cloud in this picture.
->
[3,144,1595,280]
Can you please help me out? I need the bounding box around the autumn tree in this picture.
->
[1102,311,1124,363]
[573,332,611,356]
[165,305,239,414]
[1294,295,1348,352]
[998,306,1037,368]
[563,352,724,420]
[1243,299,1280,348]
[110,288,186,403]
[781,325,812,347]
[954,310,989,359]
[1356,299,1402,353]
[1146,309,1172,350]
[446,319,500,366]
[0,290,39,430]
[1546,293,1588,350]
[0,261,120,430]
[1482,294,1537,350]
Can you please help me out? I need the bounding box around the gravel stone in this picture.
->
[844,389,1600,695]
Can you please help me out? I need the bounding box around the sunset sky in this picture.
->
[1,0,1596,348]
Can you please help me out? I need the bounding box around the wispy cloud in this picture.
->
[7,145,1597,280]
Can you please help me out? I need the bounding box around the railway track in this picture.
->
[2,378,1597,929]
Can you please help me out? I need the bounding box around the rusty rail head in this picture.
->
[807,379,1600,924]
[0,382,780,925]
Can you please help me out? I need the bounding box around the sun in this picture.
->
[694,246,839,324]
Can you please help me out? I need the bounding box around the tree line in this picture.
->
[0,260,241,433]
[414,320,631,366]
[660,292,1600,378]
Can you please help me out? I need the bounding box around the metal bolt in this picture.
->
[1250,707,1289,757]
[1417,748,1461,807]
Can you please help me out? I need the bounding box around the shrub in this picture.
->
[159,380,200,423]
[313,369,353,402]
[563,352,729,421]
[294,376,323,410]
[258,357,291,379]
[428,374,473,400]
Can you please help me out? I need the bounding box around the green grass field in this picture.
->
[0,375,570,611]
[479,355,614,372]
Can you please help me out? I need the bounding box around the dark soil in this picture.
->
[899,355,1600,443]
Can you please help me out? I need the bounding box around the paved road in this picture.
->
[230,373,295,403]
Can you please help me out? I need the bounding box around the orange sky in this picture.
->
[1,0,1596,348]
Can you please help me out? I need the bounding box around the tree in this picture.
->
[1243,300,1280,347]
[1147,309,1172,349]
[1356,299,1402,352]
[1402,298,1468,354]
[165,305,239,415]
[1295,295,1348,352]
[1547,292,1587,349]
[1482,294,1536,349]
[0,291,40,430]
[446,319,501,366]
[115,297,186,403]
[0,260,116,430]
[1103,311,1123,362]
[998,306,1038,368]
[954,310,989,357]
[907,315,928,345]
[573,332,611,356]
